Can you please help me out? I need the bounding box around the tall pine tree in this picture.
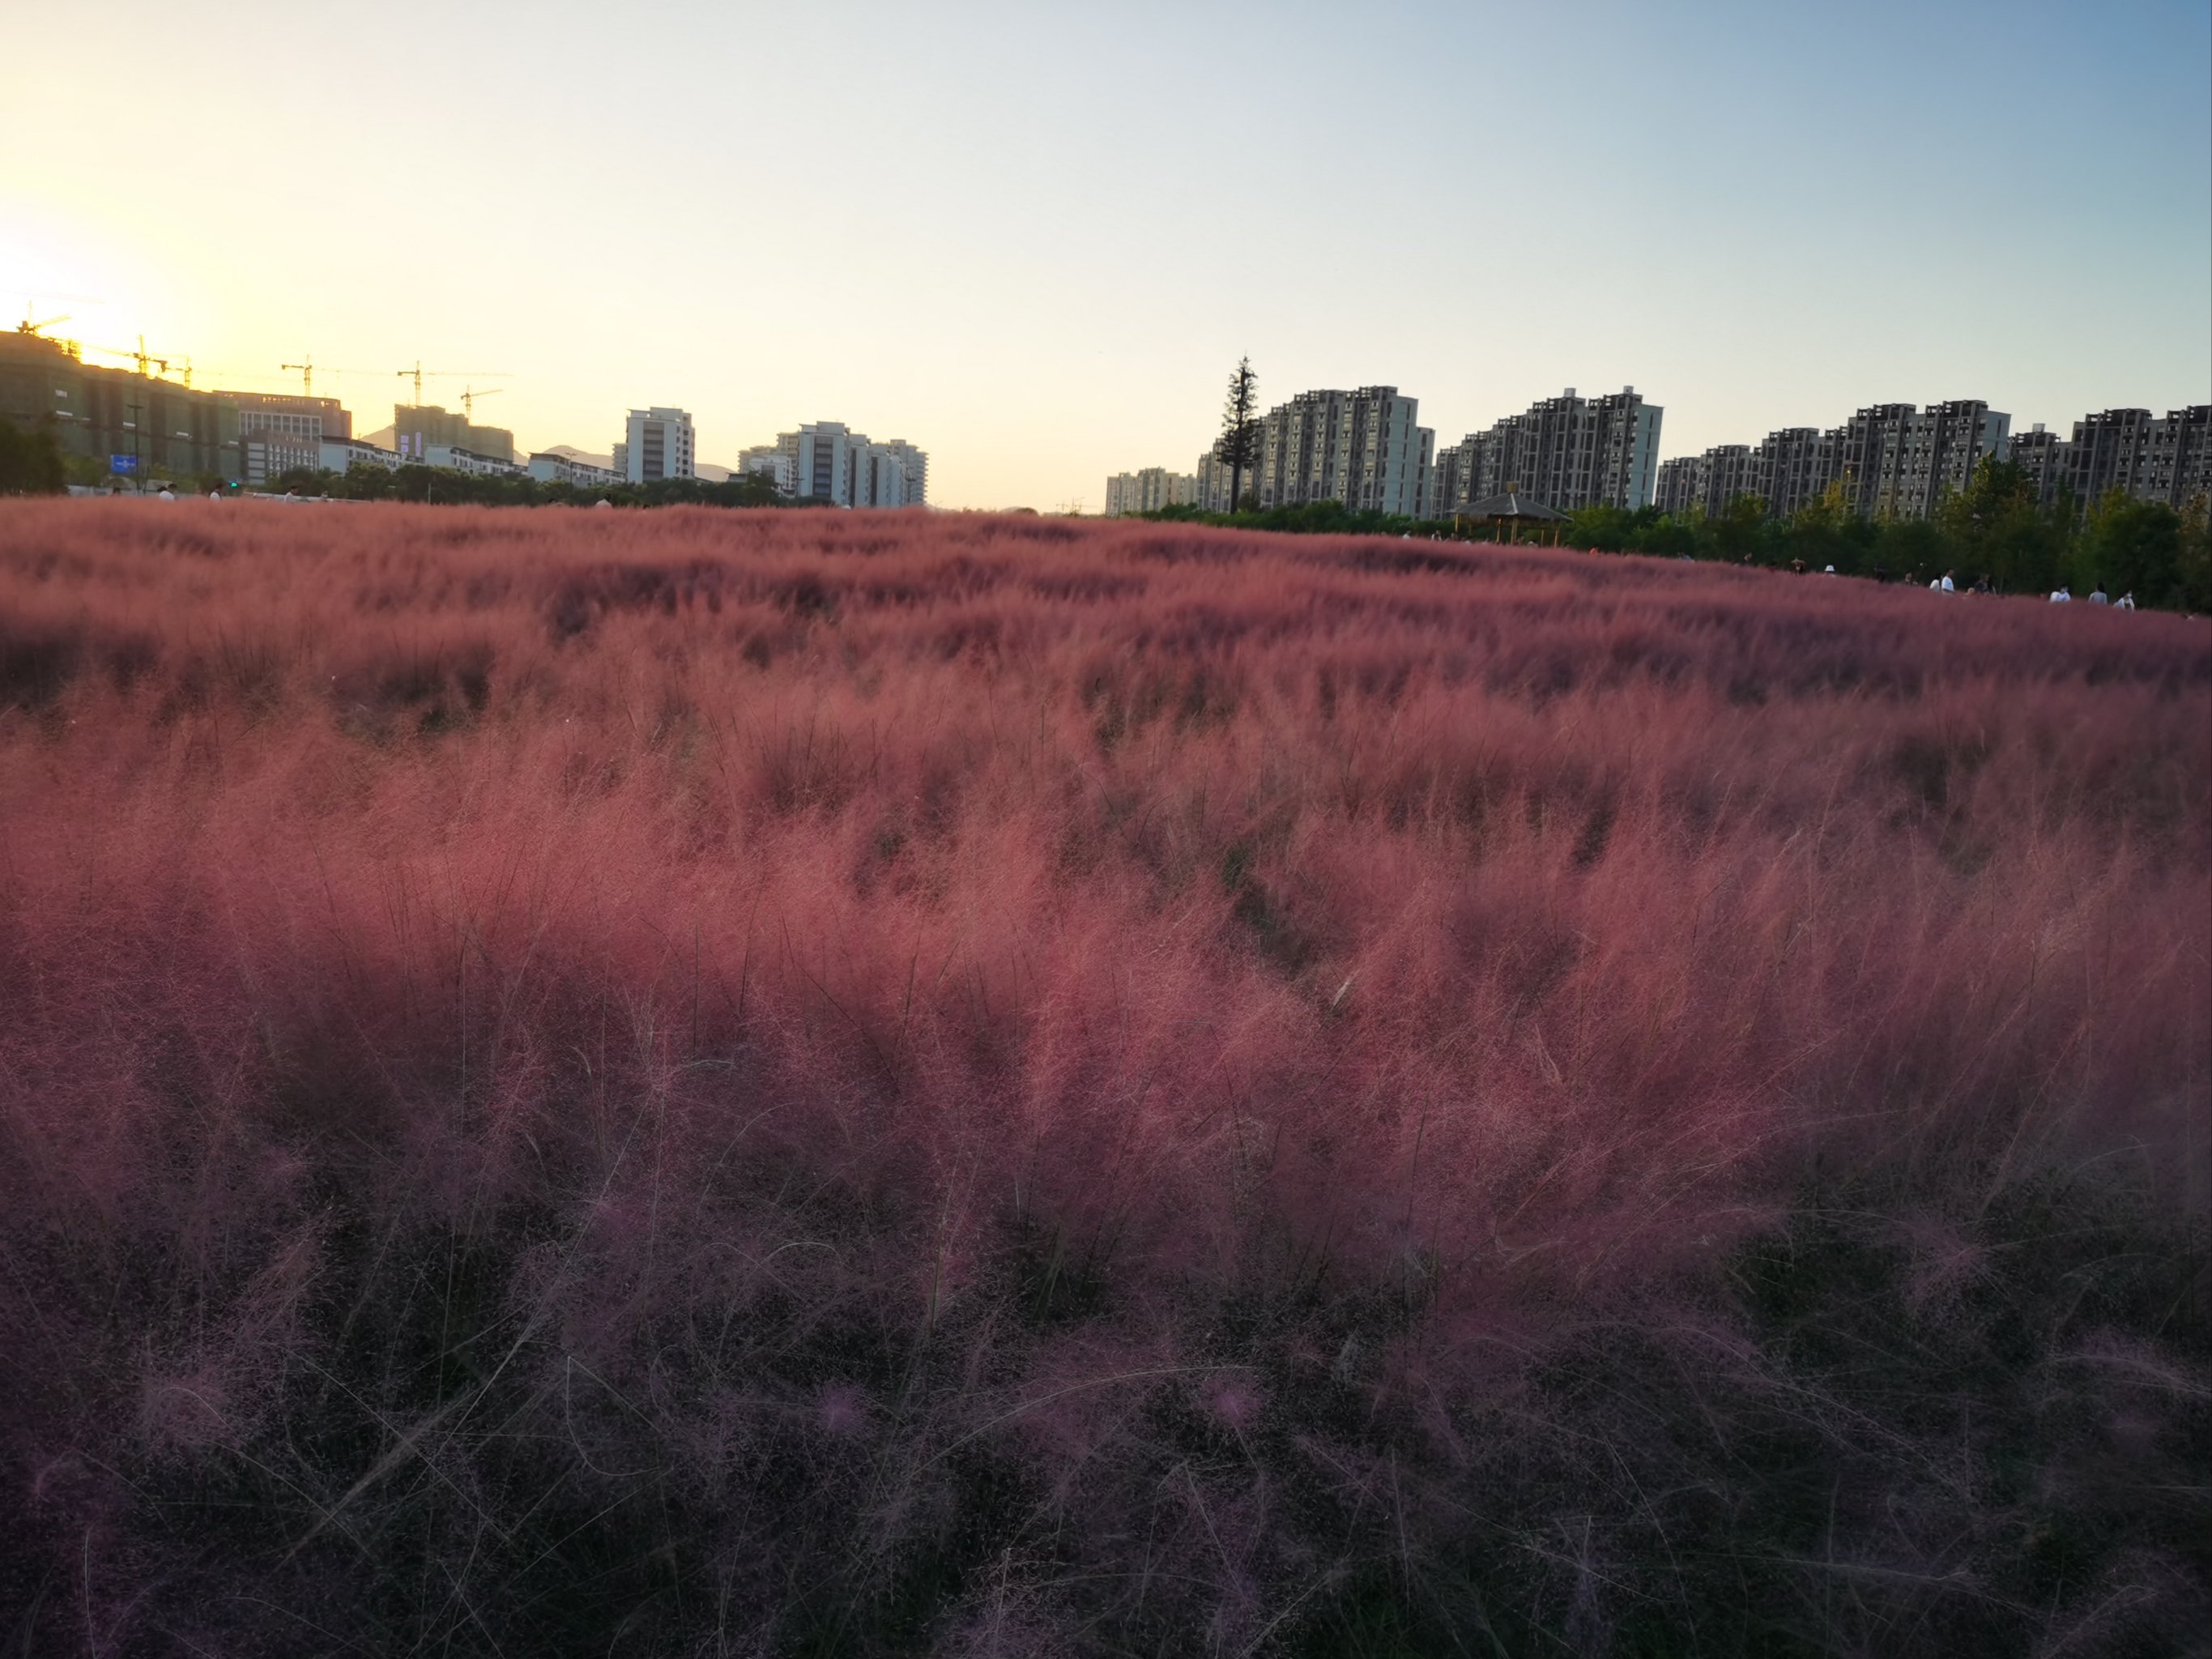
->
[1220,358,1258,514]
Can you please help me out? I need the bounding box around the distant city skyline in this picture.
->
[4,0,2206,510]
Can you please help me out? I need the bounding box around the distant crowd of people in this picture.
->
[1767,556,2139,609]
[2042,584,2133,608]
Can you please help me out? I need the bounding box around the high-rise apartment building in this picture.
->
[1826,404,1915,518]
[2142,405,2211,507]
[1751,427,1835,518]
[1434,387,1662,515]
[1834,400,2009,519]
[1194,440,1250,512]
[0,326,241,483]
[2014,407,2212,518]
[1240,385,1433,516]
[2008,423,2067,510]
[621,407,695,483]
[1104,467,1199,516]
[1668,400,2207,526]
[878,440,928,505]
[771,421,927,506]
[1654,444,1754,519]
[393,403,515,465]
[1662,401,2009,523]
[2062,407,2159,505]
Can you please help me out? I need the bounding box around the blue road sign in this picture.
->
[111,454,137,475]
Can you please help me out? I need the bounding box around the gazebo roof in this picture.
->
[1457,491,1566,522]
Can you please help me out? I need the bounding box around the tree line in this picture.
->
[0,420,810,511]
[0,416,66,494]
[1558,458,2210,611]
[265,463,799,510]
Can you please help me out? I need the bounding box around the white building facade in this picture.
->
[318,436,403,474]
[621,407,696,483]
[529,450,623,488]
[428,445,526,477]
[774,421,927,507]
[738,445,796,494]
[243,434,320,485]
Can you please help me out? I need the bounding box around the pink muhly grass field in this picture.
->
[2,500,2207,1655]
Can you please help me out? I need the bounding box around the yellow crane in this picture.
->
[278,357,364,397]
[85,335,183,380]
[396,362,508,405]
[459,385,503,421]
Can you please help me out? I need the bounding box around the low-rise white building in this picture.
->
[245,434,321,485]
[319,436,403,474]
[428,444,526,478]
[528,450,623,488]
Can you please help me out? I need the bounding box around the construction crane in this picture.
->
[278,357,364,398]
[396,362,509,406]
[86,335,181,379]
[16,307,70,339]
[458,385,503,421]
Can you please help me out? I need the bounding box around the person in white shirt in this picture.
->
[2116,591,2137,611]
[1940,570,1956,593]
[2089,586,2109,605]
[2049,587,2072,603]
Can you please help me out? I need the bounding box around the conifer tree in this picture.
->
[1220,357,1258,514]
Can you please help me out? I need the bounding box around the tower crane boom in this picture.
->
[397,364,509,406]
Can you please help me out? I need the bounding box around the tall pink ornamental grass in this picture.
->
[0,500,2206,1653]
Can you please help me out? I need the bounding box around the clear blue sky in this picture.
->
[4,0,2206,507]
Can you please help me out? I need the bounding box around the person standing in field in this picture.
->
[2116,591,2137,610]
[2050,586,2072,603]
[2089,585,2109,605]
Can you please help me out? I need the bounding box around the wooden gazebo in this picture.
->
[1451,488,1566,544]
